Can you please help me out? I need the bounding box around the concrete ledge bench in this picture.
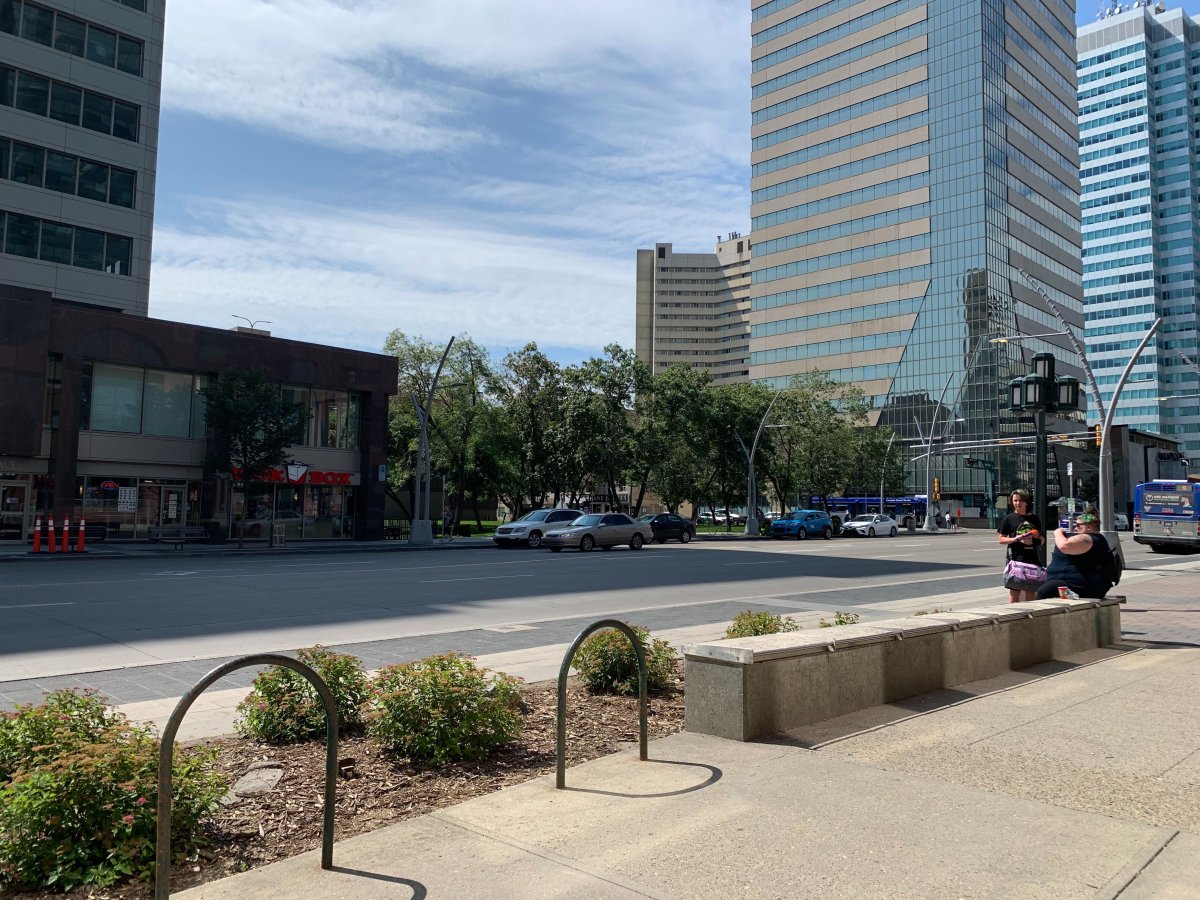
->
[682,598,1122,742]
[147,525,209,549]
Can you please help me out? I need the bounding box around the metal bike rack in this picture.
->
[155,654,340,900]
[556,619,648,789]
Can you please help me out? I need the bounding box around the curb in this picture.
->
[0,539,496,564]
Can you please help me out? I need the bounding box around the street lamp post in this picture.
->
[1006,352,1081,565]
[731,391,783,536]
[409,337,455,545]
[1017,270,1162,558]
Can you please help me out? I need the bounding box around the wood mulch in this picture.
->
[11,669,685,899]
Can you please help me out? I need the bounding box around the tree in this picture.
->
[643,365,712,512]
[201,368,306,548]
[785,371,871,511]
[495,344,564,515]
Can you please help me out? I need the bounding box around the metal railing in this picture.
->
[383,518,411,540]
[155,654,340,900]
[556,619,648,789]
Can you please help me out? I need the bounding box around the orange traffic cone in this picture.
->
[31,515,42,553]
[48,517,56,554]
[62,518,70,553]
[76,517,86,553]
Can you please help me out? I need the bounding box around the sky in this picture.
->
[149,0,1200,367]
[149,0,750,366]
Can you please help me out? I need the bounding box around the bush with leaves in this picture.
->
[0,691,225,892]
[724,610,799,639]
[235,645,369,743]
[366,653,523,764]
[819,611,860,628]
[571,624,675,695]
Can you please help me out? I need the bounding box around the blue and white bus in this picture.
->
[1133,480,1200,552]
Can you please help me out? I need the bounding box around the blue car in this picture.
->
[770,509,834,540]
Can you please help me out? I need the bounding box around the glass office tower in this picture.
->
[1078,4,1200,462]
[749,0,1087,507]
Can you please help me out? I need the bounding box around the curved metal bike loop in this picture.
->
[155,654,340,900]
[556,619,648,789]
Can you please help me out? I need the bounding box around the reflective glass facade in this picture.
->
[1078,7,1200,461]
[749,0,1085,503]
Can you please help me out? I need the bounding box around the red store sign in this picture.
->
[231,466,360,486]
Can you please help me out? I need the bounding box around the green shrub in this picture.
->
[724,610,799,639]
[0,689,122,783]
[366,654,523,764]
[236,645,369,743]
[0,692,225,892]
[818,611,860,628]
[571,624,675,695]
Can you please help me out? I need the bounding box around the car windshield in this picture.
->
[850,515,875,523]
[636,515,654,522]
[571,514,603,527]
[783,511,805,519]
[516,510,552,523]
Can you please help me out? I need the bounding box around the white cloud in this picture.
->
[151,199,633,354]
[154,1,751,359]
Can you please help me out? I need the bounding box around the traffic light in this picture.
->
[932,476,942,500]
[1094,424,1102,447]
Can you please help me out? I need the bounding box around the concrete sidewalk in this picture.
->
[177,641,1200,899]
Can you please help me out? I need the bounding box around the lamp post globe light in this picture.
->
[1006,352,1080,564]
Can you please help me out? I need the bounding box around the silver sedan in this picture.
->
[543,513,653,552]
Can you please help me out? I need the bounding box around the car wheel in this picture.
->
[823,526,832,540]
[1150,543,1166,553]
[868,527,875,537]
[550,547,562,553]
[797,528,808,540]
[630,533,644,550]
[527,531,543,549]
[680,530,692,544]
[580,535,595,552]
[890,526,897,537]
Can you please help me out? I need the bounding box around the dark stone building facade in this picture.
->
[0,285,397,542]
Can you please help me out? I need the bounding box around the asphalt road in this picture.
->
[0,530,1180,686]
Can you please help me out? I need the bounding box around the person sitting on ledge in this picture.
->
[1035,511,1114,600]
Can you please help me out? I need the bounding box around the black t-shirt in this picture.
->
[998,512,1043,564]
[1047,532,1112,594]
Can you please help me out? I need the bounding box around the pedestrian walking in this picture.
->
[998,489,1045,603]
[1035,512,1116,600]
[442,508,454,540]
[945,511,955,532]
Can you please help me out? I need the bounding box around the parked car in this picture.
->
[840,513,899,537]
[493,508,583,548]
[543,512,653,552]
[770,509,834,540]
[719,509,748,526]
[695,511,725,526]
[636,513,695,544]
[1114,513,1129,531]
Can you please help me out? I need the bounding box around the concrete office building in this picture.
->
[748,0,1087,500]
[1,0,163,315]
[635,234,752,383]
[1078,3,1200,462]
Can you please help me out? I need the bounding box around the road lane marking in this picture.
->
[0,602,76,609]
[421,574,540,583]
[724,561,789,566]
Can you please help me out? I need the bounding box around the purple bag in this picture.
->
[1004,559,1046,586]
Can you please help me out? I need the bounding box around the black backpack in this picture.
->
[1096,540,1122,586]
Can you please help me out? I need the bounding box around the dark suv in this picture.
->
[493,508,583,548]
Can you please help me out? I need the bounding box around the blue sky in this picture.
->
[149,0,1200,365]
[149,0,749,366]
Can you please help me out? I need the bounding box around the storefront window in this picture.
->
[306,389,359,449]
[76,476,200,538]
[89,362,143,432]
[228,482,356,539]
[143,370,193,437]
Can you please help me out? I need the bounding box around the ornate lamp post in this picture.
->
[1006,352,1080,563]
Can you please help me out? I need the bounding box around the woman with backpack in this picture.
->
[1035,511,1116,600]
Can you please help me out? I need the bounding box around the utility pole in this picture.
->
[409,337,455,545]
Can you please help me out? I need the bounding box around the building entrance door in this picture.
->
[0,482,29,541]
[160,486,185,526]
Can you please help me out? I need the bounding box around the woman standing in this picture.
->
[998,489,1044,602]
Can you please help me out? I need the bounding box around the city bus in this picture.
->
[1132,480,1200,552]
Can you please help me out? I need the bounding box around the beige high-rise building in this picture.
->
[748,0,1086,498]
[1,0,164,315]
[635,233,751,383]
